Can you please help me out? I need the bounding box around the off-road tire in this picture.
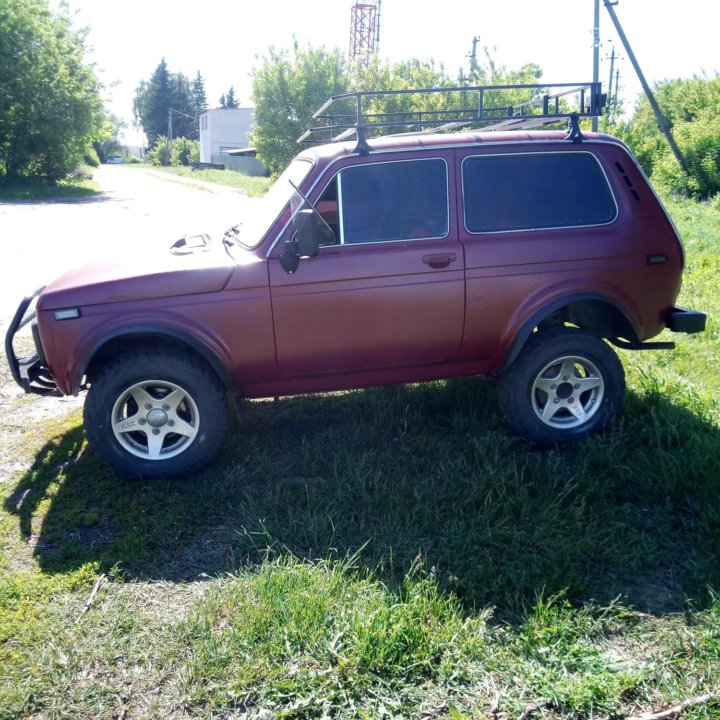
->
[84,349,228,479]
[497,328,625,446]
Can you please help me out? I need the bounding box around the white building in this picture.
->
[199,108,266,175]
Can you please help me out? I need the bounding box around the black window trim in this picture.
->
[461,150,618,236]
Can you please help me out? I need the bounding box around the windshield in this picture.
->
[232,157,313,248]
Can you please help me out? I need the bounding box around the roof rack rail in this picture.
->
[298,82,605,153]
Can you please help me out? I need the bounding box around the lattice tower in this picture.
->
[349,0,379,66]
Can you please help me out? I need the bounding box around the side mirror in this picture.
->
[295,208,320,258]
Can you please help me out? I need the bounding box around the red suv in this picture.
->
[6,84,706,478]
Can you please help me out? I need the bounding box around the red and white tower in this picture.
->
[349,0,380,66]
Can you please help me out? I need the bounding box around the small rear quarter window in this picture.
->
[463,152,617,233]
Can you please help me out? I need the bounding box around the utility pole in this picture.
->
[168,110,173,165]
[592,0,600,131]
[607,46,616,102]
[602,0,690,176]
[614,69,620,108]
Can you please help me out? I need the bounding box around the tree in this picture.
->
[250,42,544,176]
[219,86,239,108]
[250,42,349,175]
[133,59,173,148]
[93,113,125,163]
[0,0,105,181]
[191,71,207,117]
[618,75,720,198]
[170,73,198,139]
[133,60,200,147]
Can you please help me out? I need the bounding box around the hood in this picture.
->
[38,237,235,311]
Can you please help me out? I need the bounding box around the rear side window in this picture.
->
[463,153,617,233]
[339,158,448,244]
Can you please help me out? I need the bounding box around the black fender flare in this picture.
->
[76,324,238,396]
[495,293,640,376]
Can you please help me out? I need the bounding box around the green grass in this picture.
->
[1,195,719,718]
[0,170,100,200]
[151,165,273,197]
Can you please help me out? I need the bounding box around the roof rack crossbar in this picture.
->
[298,82,605,147]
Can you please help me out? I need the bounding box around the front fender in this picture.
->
[39,303,236,396]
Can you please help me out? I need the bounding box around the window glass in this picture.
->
[463,153,617,233]
[338,159,448,244]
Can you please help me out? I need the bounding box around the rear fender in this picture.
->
[495,293,639,375]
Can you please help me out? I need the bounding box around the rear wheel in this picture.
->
[497,328,625,446]
[84,349,228,478]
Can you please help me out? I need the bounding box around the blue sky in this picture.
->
[59,0,720,145]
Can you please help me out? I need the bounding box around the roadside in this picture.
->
[1,162,254,473]
[0,165,253,324]
[143,167,250,195]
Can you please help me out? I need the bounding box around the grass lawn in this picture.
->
[150,165,273,197]
[0,171,100,200]
[0,196,718,719]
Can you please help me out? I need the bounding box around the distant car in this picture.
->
[6,83,707,478]
[106,155,124,164]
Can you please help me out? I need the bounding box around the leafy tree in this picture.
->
[618,76,720,198]
[250,41,545,176]
[93,113,125,163]
[219,86,240,108]
[250,42,349,175]
[0,0,105,180]
[134,60,200,146]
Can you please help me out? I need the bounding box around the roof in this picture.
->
[298,129,621,165]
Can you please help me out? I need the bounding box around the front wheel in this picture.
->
[497,329,625,446]
[84,349,228,478]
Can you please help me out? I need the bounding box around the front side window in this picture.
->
[331,158,448,244]
[463,152,617,233]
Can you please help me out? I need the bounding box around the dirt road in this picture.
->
[0,165,252,323]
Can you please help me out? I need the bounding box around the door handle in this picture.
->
[422,253,456,269]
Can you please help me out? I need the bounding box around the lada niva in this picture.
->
[5,84,706,478]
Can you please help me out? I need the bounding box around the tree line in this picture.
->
[2,0,718,199]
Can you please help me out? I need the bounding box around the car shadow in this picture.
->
[5,378,720,621]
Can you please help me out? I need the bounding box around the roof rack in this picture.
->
[298,82,605,153]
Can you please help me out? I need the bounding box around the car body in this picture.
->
[6,121,706,478]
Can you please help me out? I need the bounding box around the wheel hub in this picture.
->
[110,379,200,460]
[146,408,169,428]
[530,355,605,429]
[556,382,574,400]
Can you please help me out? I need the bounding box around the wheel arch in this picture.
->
[79,326,237,395]
[496,294,639,375]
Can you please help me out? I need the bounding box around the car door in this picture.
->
[269,155,465,375]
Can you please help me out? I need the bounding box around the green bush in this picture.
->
[171,137,199,166]
[83,145,100,168]
[652,115,720,198]
[148,136,198,167]
[148,137,170,166]
[621,76,720,198]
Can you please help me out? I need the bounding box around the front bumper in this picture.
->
[5,289,60,396]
